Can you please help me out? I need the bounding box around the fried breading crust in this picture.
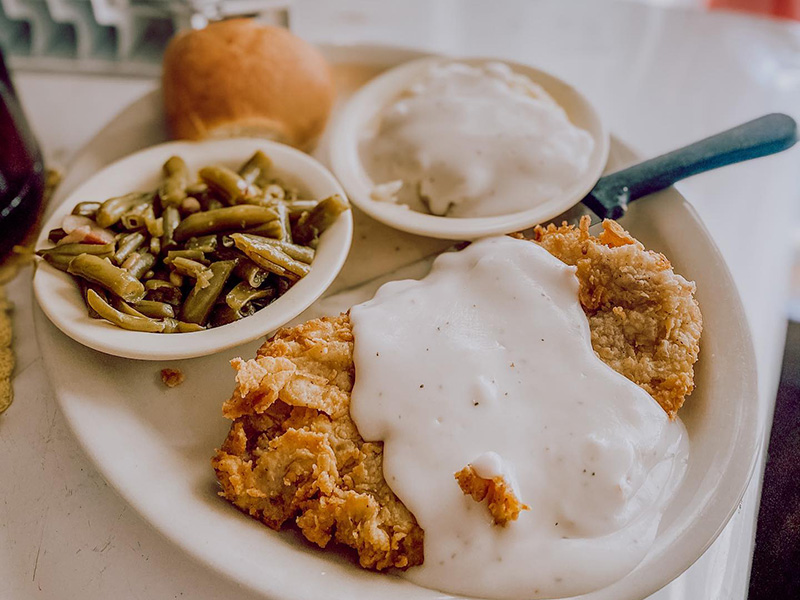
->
[211,315,424,570]
[533,217,702,418]
[454,465,530,526]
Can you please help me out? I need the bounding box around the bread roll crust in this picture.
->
[163,19,335,150]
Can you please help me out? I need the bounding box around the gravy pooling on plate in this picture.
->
[361,62,595,218]
[349,236,688,599]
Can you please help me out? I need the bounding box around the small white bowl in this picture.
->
[329,56,610,240]
[33,138,353,361]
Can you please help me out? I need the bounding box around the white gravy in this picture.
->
[349,236,688,599]
[361,62,595,218]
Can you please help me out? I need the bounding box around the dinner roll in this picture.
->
[162,19,335,151]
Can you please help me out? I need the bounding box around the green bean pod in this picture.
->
[113,232,146,265]
[231,233,310,279]
[161,206,181,251]
[293,195,349,245]
[253,237,315,264]
[132,300,176,320]
[225,281,276,312]
[68,254,146,303]
[119,201,152,230]
[233,259,270,288]
[199,165,259,205]
[144,279,183,306]
[87,289,166,333]
[165,249,207,264]
[38,242,114,258]
[180,260,235,325]
[111,296,148,318]
[96,192,154,228]
[158,156,189,208]
[71,201,102,218]
[241,220,283,239]
[124,251,156,280]
[169,257,212,286]
[284,199,319,216]
[172,205,278,242]
[238,150,273,188]
[185,235,218,253]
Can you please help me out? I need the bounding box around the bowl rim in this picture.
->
[328,55,610,240]
[32,138,353,361]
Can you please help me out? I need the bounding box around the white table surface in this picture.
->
[2,1,800,599]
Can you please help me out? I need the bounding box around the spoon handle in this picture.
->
[583,113,798,220]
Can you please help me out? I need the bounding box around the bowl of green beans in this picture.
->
[33,138,353,360]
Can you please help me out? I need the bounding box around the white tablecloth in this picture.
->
[2,1,799,598]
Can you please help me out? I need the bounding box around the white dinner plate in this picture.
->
[34,44,759,600]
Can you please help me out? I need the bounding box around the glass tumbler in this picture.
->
[0,48,45,258]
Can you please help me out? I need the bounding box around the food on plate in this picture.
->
[160,367,185,388]
[454,457,529,526]
[37,150,349,332]
[212,316,424,570]
[162,19,335,151]
[213,218,701,599]
[533,218,702,418]
[361,61,595,217]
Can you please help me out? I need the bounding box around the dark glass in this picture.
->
[0,48,45,258]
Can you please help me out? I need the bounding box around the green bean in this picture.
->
[253,237,315,264]
[96,192,153,228]
[172,205,279,242]
[277,203,292,243]
[40,253,74,272]
[145,211,163,237]
[233,259,270,288]
[165,249,207,264]
[144,279,183,306]
[210,304,245,327]
[149,236,161,257]
[71,202,102,218]
[241,220,283,239]
[113,232,145,265]
[38,242,114,258]
[47,228,67,244]
[119,200,152,230]
[199,166,259,205]
[132,300,175,320]
[169,257,212,286]
[185,235,218,253]
[69,254,145,302]
[86,289,166,333]
[124,252,156,280]
[293,195,349,245]
[285,199,319,216]
[161,206,181,251]
[111,296,148,318]
[185,182,208,196]
[231,233,310,279]
[225,281,276,312]
[177,321,206,333]
[180,260,235,325]
[78,280,106,319]
[158,156,189,208]
[238,150,273,188]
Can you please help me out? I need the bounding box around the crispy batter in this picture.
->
[212,315,424,570]
[533,217,702,418]
[454,465,529,526]
[160,368,185,388]
[213,220,702,569]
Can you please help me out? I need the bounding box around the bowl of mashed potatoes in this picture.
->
[329,57,609,239]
